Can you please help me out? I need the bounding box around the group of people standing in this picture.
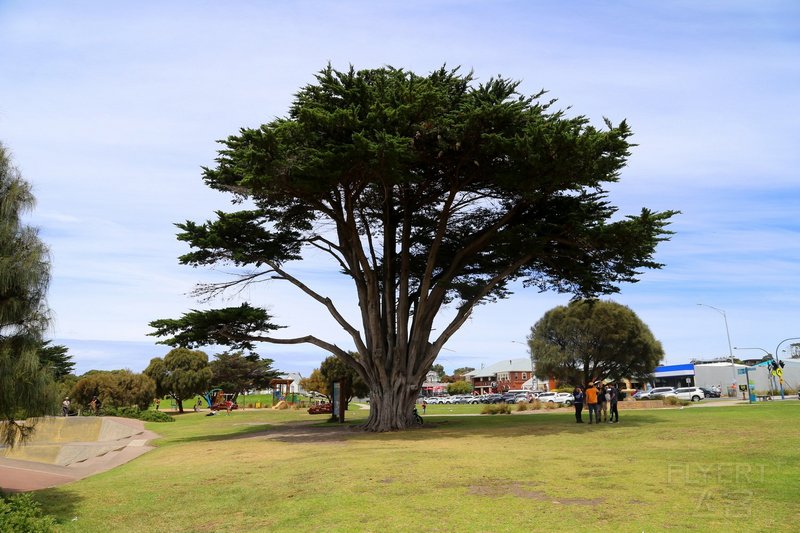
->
[572,382,619,424]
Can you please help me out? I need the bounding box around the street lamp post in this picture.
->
[697,304,738,395]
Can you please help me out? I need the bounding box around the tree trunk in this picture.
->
[176,398,184,413]
[361,374,421,432]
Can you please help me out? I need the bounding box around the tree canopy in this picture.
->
[300,355,369,405]
[144,348,213,413]
[71,370,156,411]
[38,341,75,381]
[429,364,446,381]
[150,65,676,431]
[209,351,280,400]
[299,368,328,398]
[319,354,370,405]
[528,299,664,386]
[0,143,56,446]
[447,380,473,395]
[452,367,476,381]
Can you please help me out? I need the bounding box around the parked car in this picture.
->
[699,387,720,398]
[636,387,677,400]
[674,387,706,402]
[535,392,557,402]
[480,394,505,404]
[501,393,521,403]
[548,392,574,406]
[515,392,535,403]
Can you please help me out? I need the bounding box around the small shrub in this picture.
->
[0,492,57,532]
[481,403,511,415]
[543,402,558,410]
[516,402,528,412]
[662,396,689,406]
[137,409,175,423]
[530,399,542,410]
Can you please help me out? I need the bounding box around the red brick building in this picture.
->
[464,358,536,394]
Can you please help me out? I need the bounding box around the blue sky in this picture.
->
[1,1,799,377]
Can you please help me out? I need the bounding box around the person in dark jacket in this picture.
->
[572,386,584,423]
[597,383,608,422]
[608,384,619,423]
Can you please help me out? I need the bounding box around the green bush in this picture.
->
[101,406,174,423]
[137,409,175,422]
[516,402,529,411]
[0,492,57,533]
[481,403,511,415]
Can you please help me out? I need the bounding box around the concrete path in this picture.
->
[0,417,159,493]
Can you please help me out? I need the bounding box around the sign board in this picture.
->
[737,368,747,375]
[332,381,342,422]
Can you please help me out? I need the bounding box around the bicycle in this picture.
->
[412,407,424,426]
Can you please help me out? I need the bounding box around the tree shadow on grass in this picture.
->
[150,409,679,447]
[25,487,83,528]
[189,410,677,445]
[340,410,673,443]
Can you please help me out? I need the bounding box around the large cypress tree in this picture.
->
[150,65,676,431]
[0,143,56,447]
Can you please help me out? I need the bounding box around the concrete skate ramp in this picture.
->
[1,417,143,467]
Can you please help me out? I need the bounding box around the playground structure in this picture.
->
[270,378,301,406]
[203,388,238,411]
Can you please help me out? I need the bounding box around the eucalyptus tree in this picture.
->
[150,65,676,431]
[0,143,55,446]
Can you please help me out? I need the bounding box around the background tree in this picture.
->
[144,348,213,413]
[0,143,56,447]
[37,341,75,381]
[209,350,280,401]
[429,364,446,381]
[447,380,473,395]
[529,299,664,386]
[150,65,676,431]
[452,367,475,381]
[319,354,370,408]
[71,370,156,411]
[299,368,329,400]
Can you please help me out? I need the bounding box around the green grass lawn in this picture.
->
[32,402,800,532]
